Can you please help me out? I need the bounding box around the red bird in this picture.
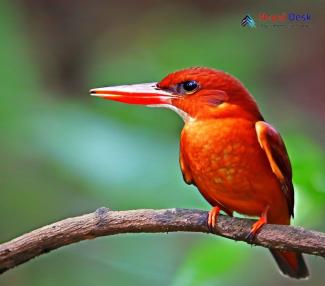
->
[90,67,309,279]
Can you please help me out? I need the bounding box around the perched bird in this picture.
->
[90,67,309,279]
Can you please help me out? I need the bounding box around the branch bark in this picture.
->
[0,208,324,274]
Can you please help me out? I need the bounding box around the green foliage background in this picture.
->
[0,1,324,285]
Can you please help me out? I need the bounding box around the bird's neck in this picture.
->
[205,102,263,122]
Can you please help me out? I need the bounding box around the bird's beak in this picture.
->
[90,82,175,106]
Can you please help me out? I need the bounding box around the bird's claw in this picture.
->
[207,206,220,233]
[245,206,269,242]
[245,230,256,243]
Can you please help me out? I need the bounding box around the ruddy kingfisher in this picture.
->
[90,67,309,279]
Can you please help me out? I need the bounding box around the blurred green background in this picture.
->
[0,0,324,285]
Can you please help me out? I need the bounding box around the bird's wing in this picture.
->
[180,150,194,185]
[255,121,294,217]
[179,130,195,186]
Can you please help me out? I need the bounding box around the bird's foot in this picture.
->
[246,206,269,242]
[246,217,266,242]
[207,206,220,232]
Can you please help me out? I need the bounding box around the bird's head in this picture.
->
[90,67,263,122]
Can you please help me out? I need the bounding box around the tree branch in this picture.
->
[0,208,324,274]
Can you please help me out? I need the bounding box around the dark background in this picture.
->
[0,0,324,285]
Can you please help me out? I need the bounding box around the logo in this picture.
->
[241,12,311,29]
[259,12,311,22]
[241,15,256,28]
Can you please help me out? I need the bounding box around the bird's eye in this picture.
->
[180,80,199,94]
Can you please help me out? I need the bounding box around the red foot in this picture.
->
[208,206,220,232]
[246,206,269,241]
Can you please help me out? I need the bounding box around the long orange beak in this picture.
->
[90,82,176,105]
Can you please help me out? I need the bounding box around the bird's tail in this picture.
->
[270,249,309,279]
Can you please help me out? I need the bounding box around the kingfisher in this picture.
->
[90,67,309,279]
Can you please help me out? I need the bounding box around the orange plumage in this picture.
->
[91,66,309,279]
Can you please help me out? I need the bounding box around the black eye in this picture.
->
[181,80,199,93]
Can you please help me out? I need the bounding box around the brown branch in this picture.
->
[0,208,324,274]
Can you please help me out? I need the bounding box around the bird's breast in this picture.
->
[181,118,259,180]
